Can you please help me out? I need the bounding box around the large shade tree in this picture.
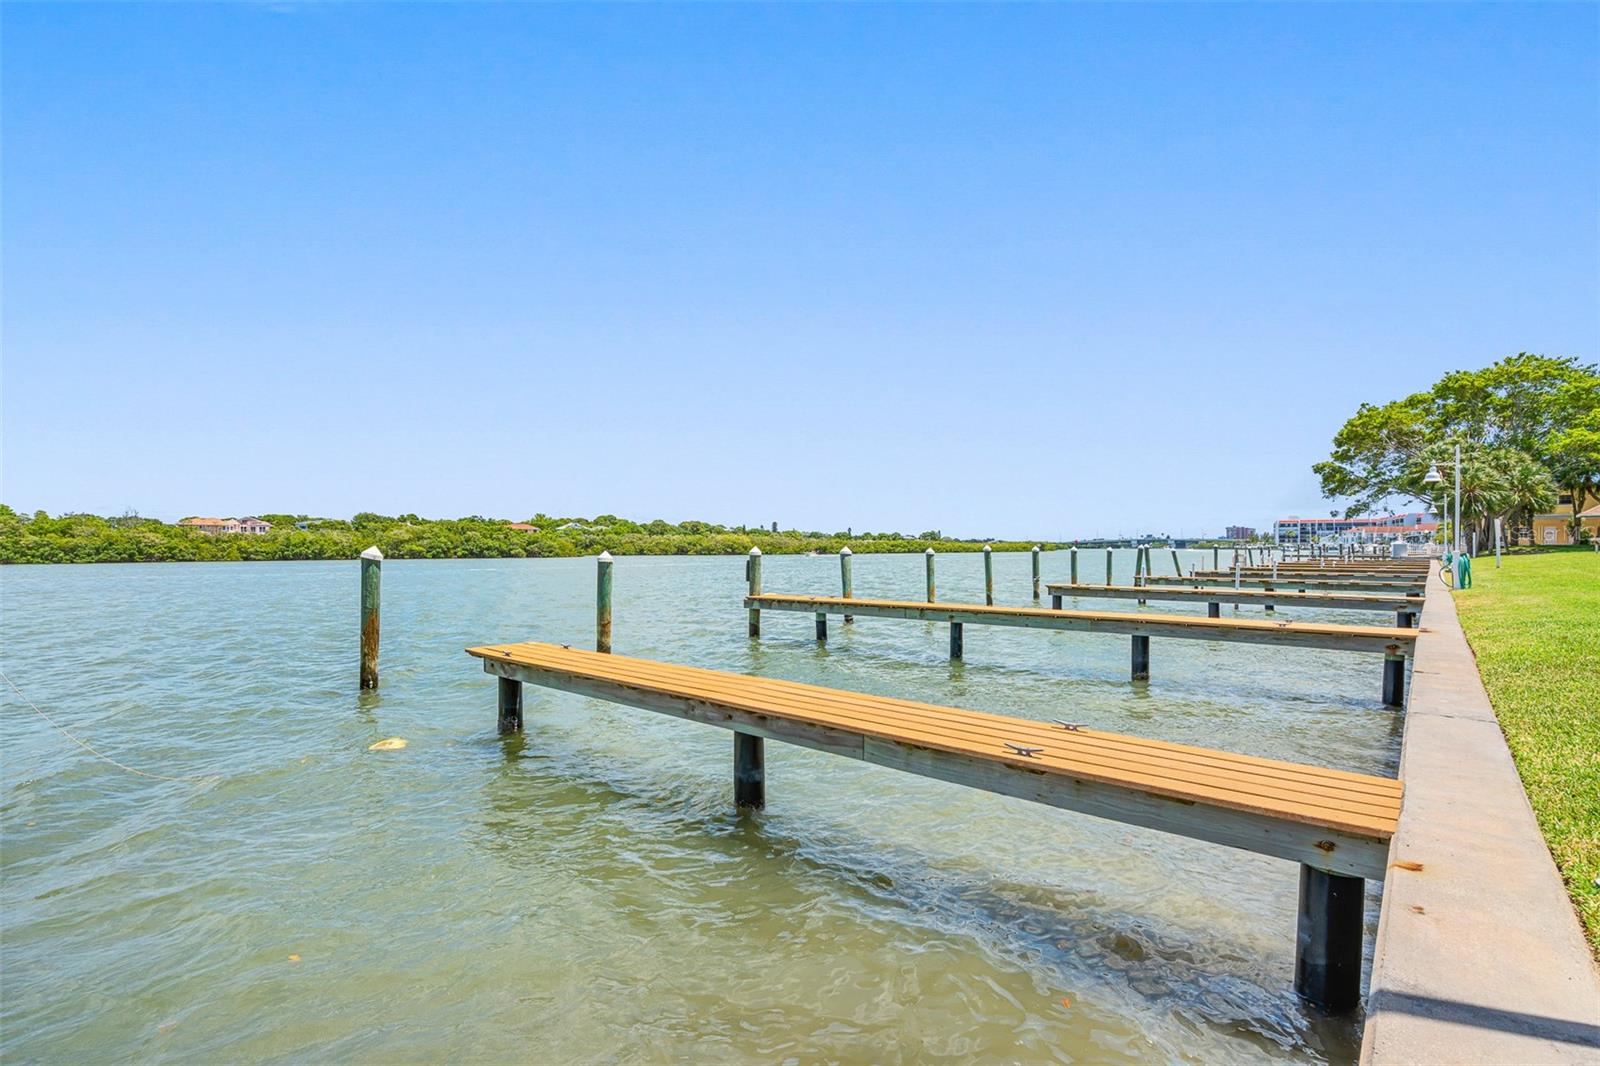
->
[1314,353,1597,543]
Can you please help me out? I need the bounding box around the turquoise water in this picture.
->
[2,551,1401,1063]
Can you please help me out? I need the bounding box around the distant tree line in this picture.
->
[1314,353,1600,545]
[0,507,1057,565]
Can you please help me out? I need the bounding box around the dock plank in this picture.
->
[1044,582,1419,614]
[747,594,1418,654]
[469,642,1401,878]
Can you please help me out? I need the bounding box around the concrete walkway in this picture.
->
[1363,567,1600,1063]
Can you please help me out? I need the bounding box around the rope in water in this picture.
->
[0,669,219,784]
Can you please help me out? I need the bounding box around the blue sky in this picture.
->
[3,3,1595,538]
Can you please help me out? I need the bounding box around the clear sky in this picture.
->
[3,3,1595,539]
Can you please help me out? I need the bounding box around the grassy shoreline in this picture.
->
[1454,550,1600,954]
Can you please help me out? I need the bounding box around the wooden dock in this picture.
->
[469,641,1402,1010]
[1146,574,1426,594]
[1198,567,1430,579]
[1044,582,1421,623]
[746,593,1416,702]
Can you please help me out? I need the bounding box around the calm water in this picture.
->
[1,551,1402,1064]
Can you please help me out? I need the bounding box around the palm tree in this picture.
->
[1492,448,1558,543]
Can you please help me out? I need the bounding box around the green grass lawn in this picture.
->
[1454,549,1600,955]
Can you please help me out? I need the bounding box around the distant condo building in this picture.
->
[1224,525,1256,541]
[1272,512,1435,545]
[179,516,273,535]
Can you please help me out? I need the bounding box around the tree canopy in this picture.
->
[0,506,1059,565]
[1314,353,1599,541]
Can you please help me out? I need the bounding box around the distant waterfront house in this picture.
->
[179,517,236,534]
[505,522,541,532]
[1531,492,1600,545]
[179,516,273,535]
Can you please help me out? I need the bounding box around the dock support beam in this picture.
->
[359,545,382,690]
[747,548,762,638]
[815,612,827,642]
[983,544,994,606]
[596,551,613,653]
[840,547,853,623]
[497,676,523,735]
[1051,594,1062,610]
[1382,648,1406,707]
[1396,610,1412,629]
[925,548,936,603]
[733,732,764,809]
[1294,865,1364,1013]
[949,621,964,660]
[1131,634,1150,680]
[1207,602,1221,618]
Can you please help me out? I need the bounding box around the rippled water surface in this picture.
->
[2,552,1403,1063]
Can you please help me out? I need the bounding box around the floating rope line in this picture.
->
[0,670,220,784]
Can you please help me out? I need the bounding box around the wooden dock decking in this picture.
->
[1145,574,1426,593]
[1044,582,1421,618]
[746,593,1416,702]
[468,641,1401,879]
[747,594,1417,652]
[469,639,1401,1012]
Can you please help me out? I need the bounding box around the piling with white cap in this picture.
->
[925,547,936,603]
[840,547,854,623]
[747,547,762,638]
[597,551,614,653]
[359,546,383,690]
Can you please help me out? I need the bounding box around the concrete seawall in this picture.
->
[1363,567,1600,1063]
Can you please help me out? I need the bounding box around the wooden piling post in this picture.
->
[1069,547,1079,585]
[1105,548,1113,586]
[1382,647,1406,706]
[747,547,762,638]
[1131,634,1150,680]
[359,546,382,690]
[734,732,765,809]
[1208,602,1221,618]
[925,547,936,603]
[1170,548,1181,577]
[840,547,854,623]
[1294,865,1364,1012]
[983,544,994,606]
[497,675,523,735]
[1136,548,1147,605]
[1051,593,1062,610]
[949,621,964,660]
[1031,545,1041,602]
[596,551,614,653]
[1214,546,1220,570]
[815,612,827,642]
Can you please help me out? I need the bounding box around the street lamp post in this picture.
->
[1424,462,1445,553]
[1454,442,1463,555]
